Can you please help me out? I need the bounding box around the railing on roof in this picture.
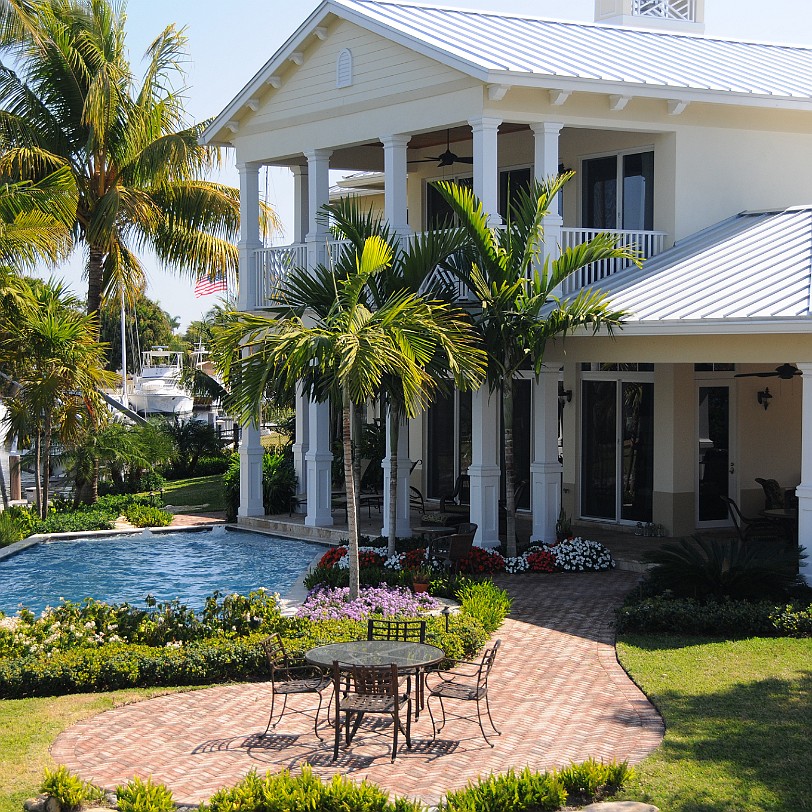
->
[253,227,668,307]
[632,0,697,21]
[559,227,667,295]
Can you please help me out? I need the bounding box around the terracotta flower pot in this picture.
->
[412,582,429,593]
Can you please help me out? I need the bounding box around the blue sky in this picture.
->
[40,0,812,329]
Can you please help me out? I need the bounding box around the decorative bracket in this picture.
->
[267,75,282,89]
[609,94,631,111]
[314,26,328,40]
[245,98,260,112]
[290,51,304,66]
[667,99,689,116]
[487,84,511,101]
[549,89,571,106]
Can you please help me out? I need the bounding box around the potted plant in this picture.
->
[555,508,573,543]
[411,565,434,593]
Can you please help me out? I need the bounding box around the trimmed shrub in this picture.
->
[123,503,173,528]
[205,765,422,812]
[41,765,104,810]
[117,776,174,812]
[439,767,567,812]
[456,578,512,633]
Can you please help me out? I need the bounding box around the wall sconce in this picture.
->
[757,388,773,410]
[558,381,572,403]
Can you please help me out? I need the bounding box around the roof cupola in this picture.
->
[595,0,705,33]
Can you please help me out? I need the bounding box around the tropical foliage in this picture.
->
[435,175,638,555]
[215,235,485,598]
[0,0,278,316]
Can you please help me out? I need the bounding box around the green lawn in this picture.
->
[616,635,812,812]
[157,474,225,512]
[0,688,191,812]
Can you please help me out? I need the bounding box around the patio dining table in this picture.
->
[305,640,445,721]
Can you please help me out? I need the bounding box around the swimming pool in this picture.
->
[0,527,322,615]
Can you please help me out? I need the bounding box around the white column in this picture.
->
[305,399,333,527]
[469,117,502,226]
[795,362,812,584]
[381,409,412,538]
[530,367,562,542]
[531,122,564,265]
[469,385,501,548]
[291,165,309,245]
[305,148,332,272]
[381,134,410,236]
[237,161,265,518]
[291,384,309,507]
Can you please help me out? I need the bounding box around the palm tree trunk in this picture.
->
[387,402,400,558]
[87,246,105,320]
[342,387,361,600]
[34,430,43,519]
[41,412,52,519]
[503,381,517,558]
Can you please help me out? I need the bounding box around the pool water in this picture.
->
[0,528,322,615]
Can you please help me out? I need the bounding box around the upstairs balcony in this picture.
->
[251,227,668,309]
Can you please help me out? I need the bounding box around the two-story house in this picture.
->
[201,0,812,579]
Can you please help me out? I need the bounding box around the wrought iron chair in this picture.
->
[432,530,476,573]
[367,618,426,643]
[720,496,782,542]
[262,634,331,739]
[332,660,412,762]
[426,639,502,746]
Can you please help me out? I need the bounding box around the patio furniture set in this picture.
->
[262,621,501,762]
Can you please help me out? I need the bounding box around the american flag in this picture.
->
[194,272,228,297]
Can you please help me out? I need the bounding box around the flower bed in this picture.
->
[296,585,441,622]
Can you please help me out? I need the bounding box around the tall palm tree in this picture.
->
[435,174,638,555]
[0,278,115,517]
[321,196,476,556]
[0,0,279,317]
[215,236,484,598]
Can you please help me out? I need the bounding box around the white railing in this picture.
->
[254,243,307,308]
[560,227,668,295]
[632,0,696,21]
[254,227,668,305]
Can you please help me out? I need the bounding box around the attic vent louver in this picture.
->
[336,48,353,88]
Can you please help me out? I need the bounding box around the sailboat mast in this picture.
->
[120,287,128,408]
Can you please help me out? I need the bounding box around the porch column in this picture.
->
[530,366,562,543]
[305,148,332,272]
[469,117,502,226]
[381,409,412,538]
[291,165,309,245]
[381,134,410,236]
[305,399,333,527]
[531,121,564,264]
[237,161,265,517]
[291,384,309,507]
[795,362,812,584]
[469,385,500,548]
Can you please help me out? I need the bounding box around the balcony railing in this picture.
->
[253,227,668,307]
[559,227,667,295]
[632,0,696,21]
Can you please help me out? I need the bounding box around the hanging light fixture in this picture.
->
[757,388,773,410]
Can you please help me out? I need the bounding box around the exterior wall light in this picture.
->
[757,388,773,410]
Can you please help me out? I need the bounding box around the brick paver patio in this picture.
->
[51,570,663,806]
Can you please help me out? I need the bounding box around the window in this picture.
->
[425,176,472,229]
[582,151,654,231]
[499,168,532,219]
[426,390,472,500]
[336,49,352,88]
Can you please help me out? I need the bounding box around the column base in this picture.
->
[530,461,562,543]
[795,483,812,585]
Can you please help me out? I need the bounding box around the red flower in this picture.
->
[359,549,385,568]
[526,550,556,573]
[403,547,428,569]
[458,547,505,574]
[318,547,347,568]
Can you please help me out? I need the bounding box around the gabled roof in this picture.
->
[589,207,812,327]
[203,0,812,145]
[337,0,812,100]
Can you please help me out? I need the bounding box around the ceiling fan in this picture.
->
[408,130,473,168]
[734,363,801,380]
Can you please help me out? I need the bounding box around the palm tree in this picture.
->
[0,0,279,318]
[0,279,116,517]
[435,174,639,555]
[321,196,476,556]
[215,235,485,598]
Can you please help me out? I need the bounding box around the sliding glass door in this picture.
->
[581,378,654,522]
[582,150,654,231]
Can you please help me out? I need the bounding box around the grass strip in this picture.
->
[617,634,812,812]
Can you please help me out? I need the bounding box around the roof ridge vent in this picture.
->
[595,0,704,33]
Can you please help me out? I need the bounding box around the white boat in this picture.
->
[128,348,194,418]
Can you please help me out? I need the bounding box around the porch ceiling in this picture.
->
[587,207,812,324]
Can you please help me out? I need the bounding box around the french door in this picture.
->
[696,384,735,526]
[581,378,654,523]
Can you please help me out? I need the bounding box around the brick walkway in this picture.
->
[51,571,663,806]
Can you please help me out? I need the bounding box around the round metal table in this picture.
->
[305,640,444,670]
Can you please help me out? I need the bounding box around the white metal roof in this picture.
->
[587,208,812,324]
[334,0,812,101]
